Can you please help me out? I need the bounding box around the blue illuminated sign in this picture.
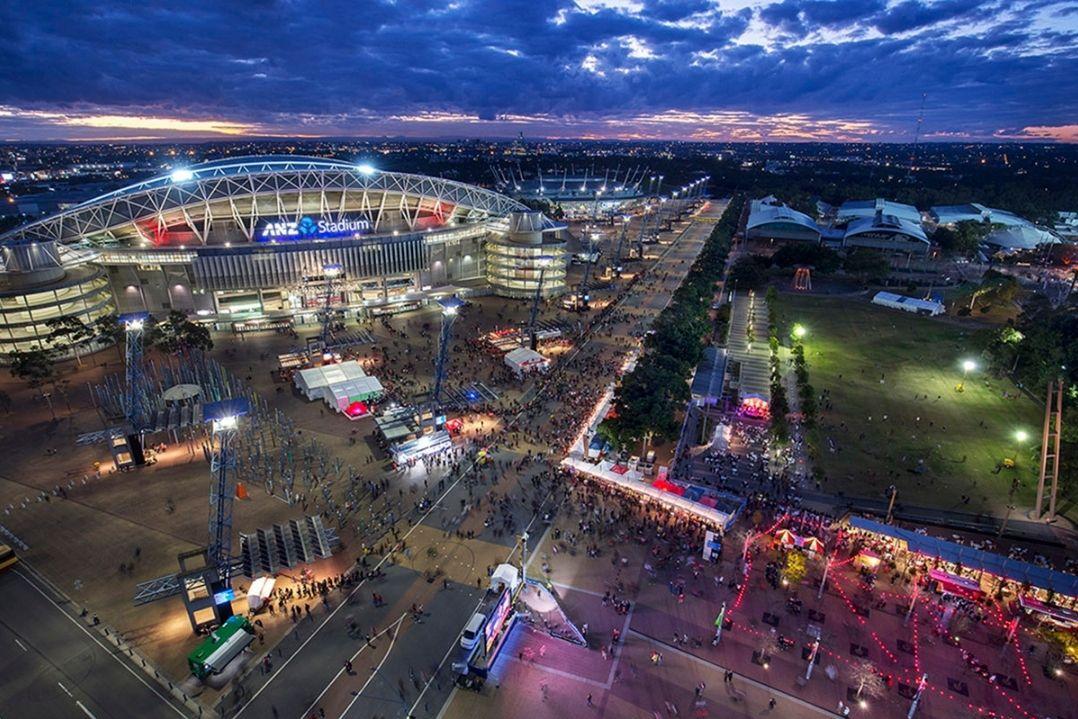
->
[213,588,236,605]
[257,214,372,241]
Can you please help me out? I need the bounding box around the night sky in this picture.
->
[1,0,1076,142]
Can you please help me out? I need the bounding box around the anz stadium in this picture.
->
[0,156,568,354]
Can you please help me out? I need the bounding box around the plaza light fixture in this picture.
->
[1014,429,1029,444]
[792,324,807,340]
[962,359,977,374]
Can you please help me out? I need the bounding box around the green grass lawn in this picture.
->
[778,293,1043,517]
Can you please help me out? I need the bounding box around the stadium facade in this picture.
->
[0,156,568,355]
[494,166,649,219]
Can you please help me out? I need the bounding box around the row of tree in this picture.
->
[729,245,894,290]
[765,288,790,442]
[791,343,817,426]
[8,310,213,389]
[978,297,1077,495]
[598,197,744,448]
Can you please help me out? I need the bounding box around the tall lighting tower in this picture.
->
[205,398,249,587]
[119,312,150,464]
[433,296,464,407]
[319,263,343,348]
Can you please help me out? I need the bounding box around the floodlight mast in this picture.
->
[205,399,249,587]
[527,267,546,351]
[433,296,464,407]
[320,263,343,346]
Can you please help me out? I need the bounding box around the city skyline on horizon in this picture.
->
[2,0,1076,144]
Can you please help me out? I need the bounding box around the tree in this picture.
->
[8,346,56,388]
[782,551,807,587]
[848,659,886,702]
[147,311,213,354]
[45,315,93,367]
[968,271,1021,311]
[93,313,127,360]
[934,220,989,256]
[842,250,891,284]
[770,243,841,273]
[728,256,769,290]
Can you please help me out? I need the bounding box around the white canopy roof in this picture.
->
[505,347,546,367]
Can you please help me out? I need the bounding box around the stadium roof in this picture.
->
[837,198,922,225]
[0,156,546,247]
[747,199,820,234]
[931,203,1031,228]
[845,213,929,244]
[850,516,1078,598]
[984,225,1060,250]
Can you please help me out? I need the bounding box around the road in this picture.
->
[0,567,189,719]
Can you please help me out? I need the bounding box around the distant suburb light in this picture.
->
[356,163,377,176]
[170,168,195,183]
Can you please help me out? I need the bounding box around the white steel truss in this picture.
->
[0,157,543,246]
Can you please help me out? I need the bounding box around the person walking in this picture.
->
[586,693,593,707]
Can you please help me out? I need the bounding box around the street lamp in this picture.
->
[956,359,976,392]
[791,323,807,341]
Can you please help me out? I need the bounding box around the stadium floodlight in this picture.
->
[170,168,195,183]
[437,295,465,316]
[212,415,239,432]
[355,163,377,176]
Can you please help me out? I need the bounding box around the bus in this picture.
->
[0,543,17,572]
[187,615,255,680]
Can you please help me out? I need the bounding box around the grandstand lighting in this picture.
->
[170,168,194,183]
[212,415,239,433]
[355,163,377,176]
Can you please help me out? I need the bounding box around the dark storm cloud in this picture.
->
[0,0,1075,141]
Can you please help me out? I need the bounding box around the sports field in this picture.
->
[778,293,1044,516]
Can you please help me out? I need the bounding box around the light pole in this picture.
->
[957,359,976,392]
[1010,429,1029,463]
[885,484,898,524]
[804,637,820,681]
[907,673,928,719]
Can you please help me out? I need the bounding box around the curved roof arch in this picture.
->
[0,156,537,247]
[746,200,820,234]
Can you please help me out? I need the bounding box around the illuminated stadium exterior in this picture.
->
[495,167,650,219]
[0,156,567,354]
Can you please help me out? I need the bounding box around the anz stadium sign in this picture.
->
[257,215,372,241]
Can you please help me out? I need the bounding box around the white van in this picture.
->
[460,612,486,650]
